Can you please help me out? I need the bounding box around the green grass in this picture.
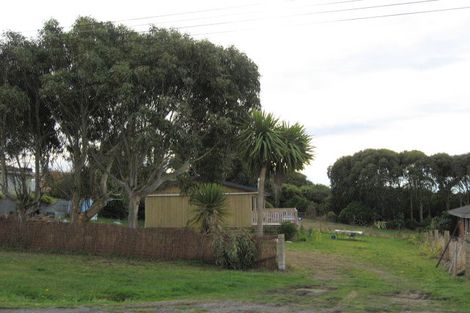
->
[287,221,470,312]
[0,251,308,308]
[1,220,470,312]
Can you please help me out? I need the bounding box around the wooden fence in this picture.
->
[423,230,466,276]
[0,220,278,269]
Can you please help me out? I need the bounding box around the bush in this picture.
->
[326,211,337,222]
[296,225,307,241]
[404,219,420,230]
[263,225,280,235]
[279,221,298,241]
[99,199,127,219]
[213,230,257,270]
[40,194,57,205]
[338,201,374,226]
[428,212,452,232]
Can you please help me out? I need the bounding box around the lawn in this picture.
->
[1,220,469,312]
[284,220,470,312]
[0,251,307,308]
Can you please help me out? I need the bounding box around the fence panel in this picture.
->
[0,220,277,269]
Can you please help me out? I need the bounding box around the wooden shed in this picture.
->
[145,182,258,228]
[448,205,470,236]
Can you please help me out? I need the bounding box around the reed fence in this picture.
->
[0,220,278,269]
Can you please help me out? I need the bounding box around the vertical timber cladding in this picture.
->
[145,184,256,228]
[466,234,470,279]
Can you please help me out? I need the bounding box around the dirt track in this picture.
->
[0,301,323,313]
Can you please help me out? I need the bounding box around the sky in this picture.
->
[1,0,470,185]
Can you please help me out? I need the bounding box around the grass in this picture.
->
[0,251,307,308]
[285,220,470,312]
[1,219,470,312]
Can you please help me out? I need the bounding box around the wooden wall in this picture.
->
[145,186,255,228]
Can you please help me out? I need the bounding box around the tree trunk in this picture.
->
[272,174,283,208]
[0,145,8,196]
[128,194,141,229]
[256,166,267,237]
[71,190,80,223]
[419,201,424,223]
[71,169,81,223]
[409,190,414,221]
[34,150,41,199]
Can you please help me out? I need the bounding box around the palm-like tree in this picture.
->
[272,122,315,207]
[189,183,227,234]
[239,111,285,236]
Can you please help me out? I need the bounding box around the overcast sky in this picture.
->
[1,0,470,185]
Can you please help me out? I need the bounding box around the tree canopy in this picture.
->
[328,149,470,226]
[0,17,261,227]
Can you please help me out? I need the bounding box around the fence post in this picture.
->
[465,234,470,279]
[444,230,450,259]
[276,234,286,271]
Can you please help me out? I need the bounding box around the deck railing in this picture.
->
[252,208,299,226]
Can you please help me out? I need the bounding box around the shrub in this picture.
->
[263,225,280,235]
[296,225,307,241]
[99,199,127,219]
[374,220,387,230]
[404,219,420,230]
[189,183,227,234]
[338,201,374,226]
[326,211,337,222]
[40,194,57,205]
[279,221,298,241]
[213,230,257,270]
[428,212,452,232]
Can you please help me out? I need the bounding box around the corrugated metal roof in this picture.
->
[447,205,470,218]
[221,181,258,192]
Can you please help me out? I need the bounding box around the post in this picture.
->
[465,234,470,279]
[458,219,465,239]
[444,231,450,259]
[277,234,286,271]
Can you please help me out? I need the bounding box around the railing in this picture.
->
[252,208,299,226]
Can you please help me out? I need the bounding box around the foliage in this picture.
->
[277,182,331,217]
[329,148,470,226]
[387,216,405,230]
[296,225,316,241]
[99,199,128,220]
[189,183,227,234]
[279,221,298,241]
[374,220,387,230]
[213,230,257,270]
[326,211,337,222]
[428,212,453,232]
[338,201,374,226]
[238,110,312,236]
[1,17,260,225]
[39,194,56,205]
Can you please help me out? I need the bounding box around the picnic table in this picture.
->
[331,229,364,240]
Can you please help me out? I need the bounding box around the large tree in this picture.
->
[102,29,260,228]
[40,18,126,222]
[0,31,60,218]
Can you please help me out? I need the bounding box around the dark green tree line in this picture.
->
[328,149,470,226]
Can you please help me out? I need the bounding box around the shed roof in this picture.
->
[221,181,258,192]
[447,205,470,218]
